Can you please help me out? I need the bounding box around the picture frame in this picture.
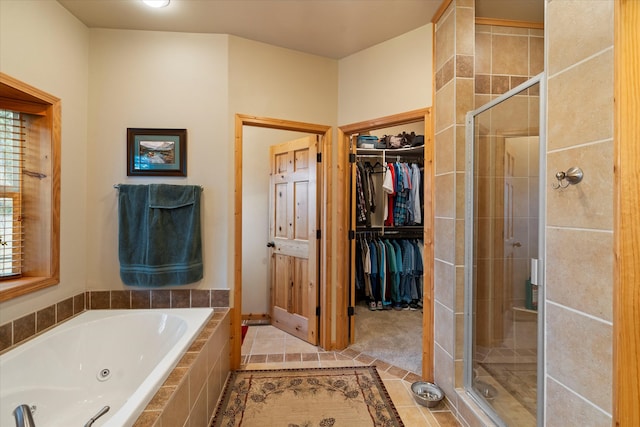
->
[127,128,187,176]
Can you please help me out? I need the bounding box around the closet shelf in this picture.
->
[512,306,538,314]
[357,145,424,156]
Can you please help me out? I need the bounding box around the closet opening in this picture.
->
[336,108,434,380]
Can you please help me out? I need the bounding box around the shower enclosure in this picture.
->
[464,74,544,426]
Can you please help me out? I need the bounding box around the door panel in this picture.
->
[269,135,318,344]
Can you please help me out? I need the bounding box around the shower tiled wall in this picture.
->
[544,1,614,425]
[433,0,479,425]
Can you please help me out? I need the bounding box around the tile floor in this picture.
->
[239,325,463,427]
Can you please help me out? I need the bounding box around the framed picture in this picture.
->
[127,128,187,176]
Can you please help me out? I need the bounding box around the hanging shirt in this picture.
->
[393,162,409,226]
[384,163,396,226]
[410,163,422,225]
[382,164,394,222]
[355,163,367,224]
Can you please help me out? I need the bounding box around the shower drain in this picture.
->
[97,368,111,382]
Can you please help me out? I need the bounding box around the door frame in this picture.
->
[613,0,640,425]
[232,114,332,369]
[336,107,434,381]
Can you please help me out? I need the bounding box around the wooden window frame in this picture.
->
[0,73,60,302]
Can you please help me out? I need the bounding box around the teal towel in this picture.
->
[118,184,203,286]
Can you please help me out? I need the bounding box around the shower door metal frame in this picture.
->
[463,72,546,427]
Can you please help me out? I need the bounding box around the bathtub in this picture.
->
[0,308,213,427]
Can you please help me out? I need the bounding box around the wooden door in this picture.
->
[268,135,318,345]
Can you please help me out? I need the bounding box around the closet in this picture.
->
[354,139,425,311]
[344,113,431,375]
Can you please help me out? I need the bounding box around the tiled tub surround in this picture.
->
[133,309,231,427]
[0,289,230,353]
[1,303,230,426]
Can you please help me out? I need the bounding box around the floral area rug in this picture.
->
[211,366,404,427]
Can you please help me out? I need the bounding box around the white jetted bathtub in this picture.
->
[0,308,213,427]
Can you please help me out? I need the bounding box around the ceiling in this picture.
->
[57,0,544,59]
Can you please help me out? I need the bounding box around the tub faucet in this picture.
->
[13,404,36,427]
[84,406,110,427]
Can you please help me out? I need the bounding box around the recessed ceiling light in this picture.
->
[142,0,170,8]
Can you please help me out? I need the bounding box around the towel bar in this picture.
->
[113,184,203,191]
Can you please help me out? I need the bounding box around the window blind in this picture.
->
[0,110,24,278]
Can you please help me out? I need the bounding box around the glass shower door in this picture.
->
[464,75,544,427]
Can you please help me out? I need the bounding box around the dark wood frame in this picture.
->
[127,128,187,176]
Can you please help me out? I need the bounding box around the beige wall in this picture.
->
[0,0,89,323]
[85,29,231,292]
[338,24,434,125]
[544,1,614,424]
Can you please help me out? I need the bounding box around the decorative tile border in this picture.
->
[0,289,230,354]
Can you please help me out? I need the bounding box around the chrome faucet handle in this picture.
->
[13,404,36,427]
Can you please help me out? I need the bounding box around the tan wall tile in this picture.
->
[457,55,474,78]
[435,80,455,133]
[434,302,455,357]
[455,266,465,313]
[546,141,613,230]
[456,78,474,125]
[455,125,467,172]
[434,259,455,310]
[475,74,490,94]
[455,6,475,56]
[435,173,455,218]
[188,383,208,427]
[491,75,510,95]
[530,37,544,75]
[492,35,529,76]
[455,313,464,359]
[455,172,465,219]
[546,227,613,322]
[160,379,189,427]
[489,94,530,134]
[547,49,613,151]
[546,303,612,413]
[207,364,223,419]
[475,32,491,74]
[435,218,455,264]
[545,377,612,427]
[547,0,613,76]
[435,126,455,175]
[436,8,455,70]
[436,57,455,91]
[455,219,465,266]
[189,349,208,410]
[433,343,456,403]
[492,26,529,36]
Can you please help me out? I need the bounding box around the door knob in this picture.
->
[266,241,275,248]
[512,242,522,248]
